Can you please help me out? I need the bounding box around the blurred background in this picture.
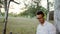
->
[0,0,54,34]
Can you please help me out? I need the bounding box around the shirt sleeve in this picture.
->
[48,24,56,34]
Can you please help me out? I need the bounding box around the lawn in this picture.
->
[0,17,39,34]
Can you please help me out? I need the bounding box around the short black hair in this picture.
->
[36,10,44,17]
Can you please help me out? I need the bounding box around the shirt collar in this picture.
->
[40,21,47,26]
[43,21,47,26]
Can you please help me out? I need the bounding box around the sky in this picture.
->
[41,0,54,11]
[1,0,54,14]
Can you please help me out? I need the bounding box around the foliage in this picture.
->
[18,5,47,18]
[18,0,47,18]
[0,0,3,4]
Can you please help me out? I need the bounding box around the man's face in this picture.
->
[36,14,44,23]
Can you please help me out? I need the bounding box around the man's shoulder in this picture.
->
[46,21,55,28]
[37,24,41,28]
[46,21,53,25]
[37,24,41,27]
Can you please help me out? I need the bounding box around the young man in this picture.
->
[36,10,56,34]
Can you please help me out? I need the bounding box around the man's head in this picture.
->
[36,10,45,23]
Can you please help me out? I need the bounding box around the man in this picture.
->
[36,10,56,34]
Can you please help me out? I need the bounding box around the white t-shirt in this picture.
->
[36,21,56,34]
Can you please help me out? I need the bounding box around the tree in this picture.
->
[3,0,20,34]
[19,0,47,18]
[54,0,60,34]
[0,0,3,16]
[47,0,54,21]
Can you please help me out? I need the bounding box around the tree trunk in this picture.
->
[54,0,60,34]
[3,0,8,34]
[47,0,49,21]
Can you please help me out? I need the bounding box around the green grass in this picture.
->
[0,17,4,34]
[0,17,39,34]
[0,17,54,34]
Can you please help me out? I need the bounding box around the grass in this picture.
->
[0,17,54,34]
[0,17,39,34]
[0,17,4,34]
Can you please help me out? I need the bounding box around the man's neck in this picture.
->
[41,20,45,25]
